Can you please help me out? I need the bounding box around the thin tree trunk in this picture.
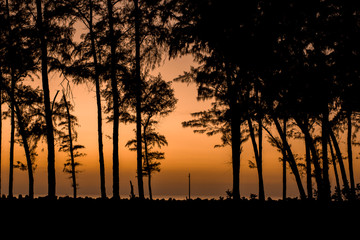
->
[8,82,14,198]
[15,106,34,199]
[107,0,120,199]
[9,75,15,198]
[0,73,5,197]
[322,108,330,201]
[305,138,312,200]
[1,80,34,198]
[6,0,14,198]
[134,0,144,200]
[36,0,56,198]
[143,125,152,200]
[329,137,342,201]
[258,115,264,201]
[256,88,264,201]
[283,119,287,201]
[231,115,241,200]
[329,128,351,199]
[347,110,355,199]
[273,117,306,200]
[0,87,2,196]
[262,124,288,200]
[89,0,106,199]
[63,94,77,198]
[247,117,264,201]
[295,118,323,199]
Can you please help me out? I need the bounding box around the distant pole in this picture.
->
[188,173,191,200]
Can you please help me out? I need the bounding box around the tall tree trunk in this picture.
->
[0,87,2,196]
[247,117,264,201]
[329,137,342,201]
[63,94,77,198]
[36,0,56,198]
[0,73,5,197]
[134,0,144,200]
[305,138,312,200]
[329,128,351,199]
[273,117,306,200]
[283,119,287,201]
[295,118,323,199]
[225,63,240,200]
[6,0,14,199]
[258,115,264,201]
[1,80,34,198]
[107,0,120,199]
[14,104,34,199]
[143,129,152,200]
[8,78,14,198]
[322,108,330,201]
[89,0,106,199]
[347,110,355,199]
[231,114,241,200]
[9,74,15,198]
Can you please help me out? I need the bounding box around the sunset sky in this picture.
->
[1,53,359,200]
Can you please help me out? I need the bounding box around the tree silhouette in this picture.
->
[68,0,107,199]
[5,0,15,198]
[105,0,128,199]
[55,92,86,198]
[0,0,360,202]
[12,85,44,198]
[332,2,360,199]
[125,0,171,199]
[0,0,38,197]
[133,0,144,200]
[34,0,76,198]
[125,74,177,199]
[126,126,167,200]
[0,77,45,199]
[170,0,270,200]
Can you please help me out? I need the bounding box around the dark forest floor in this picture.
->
[1,197,359,237]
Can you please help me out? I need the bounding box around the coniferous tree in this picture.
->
[55,93,85,198]
[34,0,76,198]
[68,0,107,199]
[12,84,44,198]
[0,0,38,197]
[125,74,176,199]
[170,0,266,200]
[106,0,121,199]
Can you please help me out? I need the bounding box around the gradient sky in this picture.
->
[1,53,359,199]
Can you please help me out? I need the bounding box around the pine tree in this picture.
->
[55,92,85,198]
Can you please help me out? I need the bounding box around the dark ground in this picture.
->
[0,197,358,237]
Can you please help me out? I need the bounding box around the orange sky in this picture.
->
[1,54,359,199]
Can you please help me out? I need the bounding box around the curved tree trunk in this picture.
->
[295,118,324,200]
[273,117,306,200]
[329,128,350,199]
[15,106,34,199]
[247,117,264,201]
[329,138,342,201]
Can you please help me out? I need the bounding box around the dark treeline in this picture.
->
[0,0,360,202]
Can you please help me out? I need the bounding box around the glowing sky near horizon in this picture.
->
[1,53,359,199]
